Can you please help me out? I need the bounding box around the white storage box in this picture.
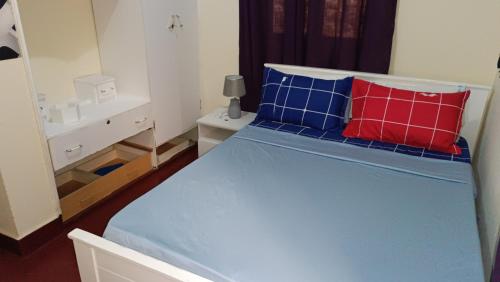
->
[74,74,117,104]
[49,102,81,124]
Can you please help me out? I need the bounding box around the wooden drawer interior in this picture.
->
[76,144,148,173]
[56,144,152,221]
[55,170,100,198]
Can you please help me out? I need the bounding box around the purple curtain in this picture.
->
[239,0,398,112]
[492,244,500,282]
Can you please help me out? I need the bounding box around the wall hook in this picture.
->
[168,14,183,32]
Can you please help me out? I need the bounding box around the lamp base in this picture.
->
[228,98,241,119]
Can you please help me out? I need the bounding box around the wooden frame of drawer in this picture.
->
[58,144,152,221]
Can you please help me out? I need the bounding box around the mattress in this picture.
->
[104,126,484,282]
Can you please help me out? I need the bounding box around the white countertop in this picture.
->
[197,107,257,132]
[43,95,150,139]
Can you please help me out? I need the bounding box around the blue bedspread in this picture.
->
[104,126,483,282]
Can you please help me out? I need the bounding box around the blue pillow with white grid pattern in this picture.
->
[256,67,353,130]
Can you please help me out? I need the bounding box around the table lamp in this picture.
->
[223,75,246,119]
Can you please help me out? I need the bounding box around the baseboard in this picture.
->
[0,216,63,255]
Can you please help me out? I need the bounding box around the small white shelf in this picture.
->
[201,127,235,141]
[196,107,257,132]
[44,96,150,139]
[198,136,223,144]
[197,107,256,156]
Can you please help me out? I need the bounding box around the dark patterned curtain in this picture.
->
[239,0,398,112]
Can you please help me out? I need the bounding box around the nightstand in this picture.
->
[197,107,257,156]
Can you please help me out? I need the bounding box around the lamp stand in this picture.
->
[228,98,242,119]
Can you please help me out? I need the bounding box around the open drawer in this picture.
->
[56,144,152,221]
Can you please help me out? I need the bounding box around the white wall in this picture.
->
[390,0,500,86]
[198,0,239,114]
[476,74,500,277]
[389,1,500,278]
[0,58,59,239]
[17,0,102,105]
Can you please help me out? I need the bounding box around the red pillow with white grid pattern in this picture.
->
[343,79,470,154]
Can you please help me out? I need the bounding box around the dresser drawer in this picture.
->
[48,103,153,170]
[91,103,153,156]
[57,144,152,221]
[48,126,97,171]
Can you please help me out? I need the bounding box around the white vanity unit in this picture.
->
[45,96,152,171]
[13,0,200,221]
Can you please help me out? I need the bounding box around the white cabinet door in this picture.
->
[141,0,200,146]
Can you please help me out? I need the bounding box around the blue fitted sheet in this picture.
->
[251,119,472,163]
[104,126,484,282]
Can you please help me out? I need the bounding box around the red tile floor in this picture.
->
[0,146,198,282]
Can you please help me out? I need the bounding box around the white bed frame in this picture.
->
[69,64,492,282]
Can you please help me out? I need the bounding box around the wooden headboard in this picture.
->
[265,63,492,158]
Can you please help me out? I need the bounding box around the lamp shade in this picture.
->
[223,75,246,98]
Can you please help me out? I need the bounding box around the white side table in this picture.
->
[197,107,257,156]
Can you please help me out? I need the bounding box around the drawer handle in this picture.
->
[65,145,83,153]
[135,117,148,124]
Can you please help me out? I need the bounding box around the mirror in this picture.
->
[0,0,20,60]
[16,0,101,106]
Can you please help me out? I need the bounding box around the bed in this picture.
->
[69,64,491,282]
